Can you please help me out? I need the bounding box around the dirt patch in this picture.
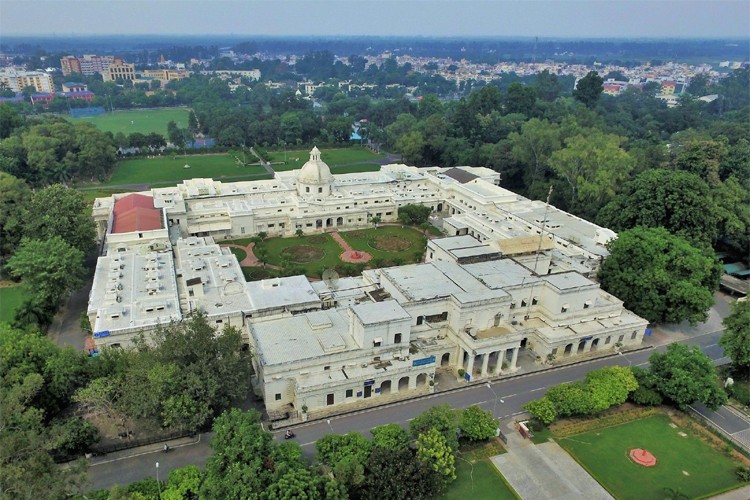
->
[371,236,411,252]
[308,235,327,244]
[282,245,325,263]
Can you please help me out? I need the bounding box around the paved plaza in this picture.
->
[491,424,612,500]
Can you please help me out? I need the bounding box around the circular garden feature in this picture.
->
[370,236,411,252]
[281,245,325,263]
[629,448,657,467]
[307,235,327,244]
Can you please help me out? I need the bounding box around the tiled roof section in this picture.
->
[443,167,479,184]
[112,194,162,234]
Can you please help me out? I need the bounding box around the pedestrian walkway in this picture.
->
[491,423,612,500]
[329,231,372,263]
[220,242,281,270]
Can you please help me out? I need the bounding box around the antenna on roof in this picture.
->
[322,269,340,290]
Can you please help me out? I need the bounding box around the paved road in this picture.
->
[88,326,748,490]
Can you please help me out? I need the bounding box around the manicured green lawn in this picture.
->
[558,415,743,500]
[69,108,190,136]
[240,266,278,282]
[340,226,427,264]
[442,458,518,500]
[253,234,344,277]
[269,147,384,172]
[0,286,25,324]
[102,154,270,186]
[228,247,247,263]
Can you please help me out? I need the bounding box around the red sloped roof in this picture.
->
[111,194,163,234]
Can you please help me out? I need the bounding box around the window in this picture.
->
[318,187,323,193]
[386,211,392,216]
[551,348,558,356]
[275,393,281,401]
[373,340,382,347]
[605,336,611,344]
[268,223,275,228]
[584,301,591,309]
[395,333,402,344]
[346,389,353,398]
[631,331,637,340]
[305,187,310,193]
[327,393,334,405]
[241,227,245,234]
[561,305,569,313]
[618,335,624,343]
[521,299,527,307]
[510,302,516,309]
[216,319,223,324]
[532,297,538,305]
[324,365,330,371]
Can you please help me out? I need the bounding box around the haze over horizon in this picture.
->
[2,0,748,39]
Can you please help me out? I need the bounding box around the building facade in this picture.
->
[0,68,54,93]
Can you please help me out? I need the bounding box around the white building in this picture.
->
[89,148,647,419]
[0,68,55,93]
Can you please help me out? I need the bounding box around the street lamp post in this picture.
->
[155,462,161,498]
[617,350,632,367]
[485,382,504,418]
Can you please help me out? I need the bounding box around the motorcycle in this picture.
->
[284,431,296,439]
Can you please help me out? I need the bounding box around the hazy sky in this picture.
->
[2,0,748,38]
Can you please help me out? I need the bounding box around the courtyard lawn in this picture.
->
[228,247,247,263]
[340,226,428,265]
[0,285,25,323]
[250,234,344,277]
[270,147,384,173]
[102,154,270,187]
[69,108,190,136]
[558,415,743,500]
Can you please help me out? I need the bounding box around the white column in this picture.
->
[481,353,490,377]
[494,350,505,375]
[510,347,519,370]
[466,354,475,379]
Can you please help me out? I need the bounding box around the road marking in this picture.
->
[504,394,517,398]
[705,343,717,348]
[88,434,202,467]
[530,387,546,392]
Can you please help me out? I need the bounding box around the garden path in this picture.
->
[221,242,281,270]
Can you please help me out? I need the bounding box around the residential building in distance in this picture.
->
[0,68,55,93]
[61,54,122,76]
[62,81,88,92]
[89,148,647,421]
[140,68,190,85]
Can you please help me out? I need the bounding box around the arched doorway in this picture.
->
[326,218,333,227]
[564,343,573,356]
[577,340,586,354]
[316,219,323,228]
[398,376,409,392]
[416,373,427,387]
[591,338,600,351]
[520,337,528,349]
[380,380,392,395]
[437,203,443,212]
[336,217,343,226]
[441,353,450,366]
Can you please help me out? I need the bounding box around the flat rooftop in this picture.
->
[351,300,410,325]
[247,275,321,313]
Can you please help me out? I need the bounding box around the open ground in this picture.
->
[558,414,745,499]
[268,147,385,173]
[442,441,518,500]
[68,108,190,136]
[0,284,24,323]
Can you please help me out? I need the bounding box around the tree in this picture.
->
[0,172,30,256]
[573,71,604,108]
[550,131,634,217]
[523,397,557,425]
[409,404,459,451]
[508,118,561,187]
[20,184,96,253]
[371,423,410,450]
[584,366,638,413]
[545,381,594,417]
[6,237,86,310]
[720,301,750,371]
[598,169,719,247]
[316,432,372,468]
[505,82,537,116]
[534,70,563,101]
[395,130,425,165]
[162,465,204,500]
[416,427,456,485]
[648,344,727,410]
[458,405,497,441]
[598,227,721,325]
[361,446,439,500]
[397,203,432,226]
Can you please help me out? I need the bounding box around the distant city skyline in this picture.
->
[1,0,748,39]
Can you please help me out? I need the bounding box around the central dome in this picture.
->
[297,147,333,185]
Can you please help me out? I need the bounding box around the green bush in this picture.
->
[630,385,663,406]
[736,466,750,482]
[727,382,750,406]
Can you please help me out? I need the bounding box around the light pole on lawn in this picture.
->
[155,462,161,498]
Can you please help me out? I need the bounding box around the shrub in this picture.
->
[727,382,750,406]
[736,466,750,482]
[630,385,663,406]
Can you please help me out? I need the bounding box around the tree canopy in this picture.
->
[598,227,721,325]
[720,301,750,371]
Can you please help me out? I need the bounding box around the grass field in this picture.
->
[102,154,271,187]
[270,147,384,173]
[558,415,743,500]
[442,440,517,500]
[339,226,427,264]
[0,285,25,323]
[69,108,190,136]
[250,233,344,276]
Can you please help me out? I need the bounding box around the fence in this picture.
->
[90,429,194,456]
[69,107,106,118]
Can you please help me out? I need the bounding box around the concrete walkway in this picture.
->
[220,242,281,270]
[491,424,612,500]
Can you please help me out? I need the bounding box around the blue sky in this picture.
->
[2,0,748,38]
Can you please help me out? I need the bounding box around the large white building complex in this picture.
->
[88,148,647,420]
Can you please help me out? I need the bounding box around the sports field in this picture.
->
[558,415,743,499]
[69,108,190,136]
[102,154,271,187]
[270,147,384,173]
[0,285,25,324]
